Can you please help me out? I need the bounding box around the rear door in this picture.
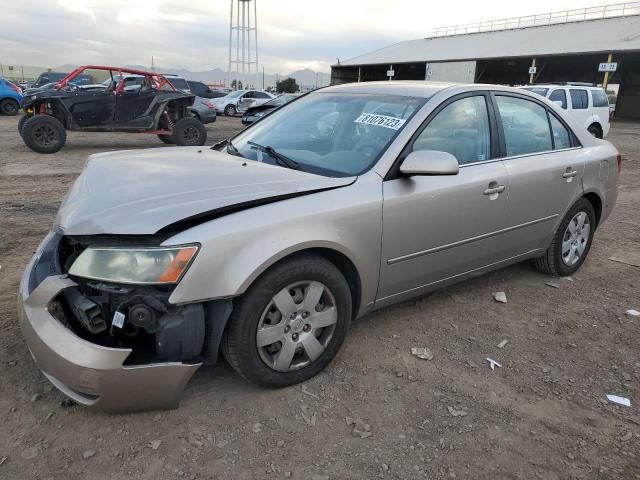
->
[568,88,590,130]
[378,93,510,304]
[493,93,584,256]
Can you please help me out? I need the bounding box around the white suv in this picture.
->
[520,84,610,138]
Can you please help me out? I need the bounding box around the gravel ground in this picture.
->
[0,114,639,480]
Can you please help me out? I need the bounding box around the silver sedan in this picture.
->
[18,81,620,412]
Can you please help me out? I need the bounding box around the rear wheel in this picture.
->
[224,104,237,116]
[588,123,603,139]
[173,117,206,146]
[22,115,66,154]
[222,254,352,387]
[0,98,19,116]
[534,198,596,276]
[157,134,175,144]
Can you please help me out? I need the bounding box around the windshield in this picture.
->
[523,87,549,97]
[228,92,425,177]
[225,90,245,98]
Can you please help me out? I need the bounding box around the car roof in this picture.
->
[524,84,603,90]
[321,81,460,98]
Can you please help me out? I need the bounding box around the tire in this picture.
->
[588,123,603,139]
[222,253,352,387]
[22,115,66,154]
[224,104,237,116]
[534,198,596,276]
[18,115,29,138]
[0,98,19,116]
[173,117,207,146]
[157,134,175,144]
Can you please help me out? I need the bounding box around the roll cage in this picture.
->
[55,65,179,94]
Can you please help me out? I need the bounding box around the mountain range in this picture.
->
[55,64,331,89]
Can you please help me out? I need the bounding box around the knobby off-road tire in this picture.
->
[222,253,352,387]
[534,198,596,276]
[157,134,176,144]
[22,115,67,154]
[173,117,207,146]
[18,115,28,138]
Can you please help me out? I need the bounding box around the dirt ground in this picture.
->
[0,114,639,480]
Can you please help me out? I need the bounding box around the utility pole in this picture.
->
[228,0,259,90]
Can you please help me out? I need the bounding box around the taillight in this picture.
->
[616,154,623,173]
[204,100,214,109]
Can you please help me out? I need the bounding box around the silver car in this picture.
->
[18,82,620,412]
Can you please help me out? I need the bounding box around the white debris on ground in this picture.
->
[497,339,509,349]
[486,358,502,370]
[606,395,631,407]
[626,309,640,317]
[492,291,507,303]
[411,347,434,360]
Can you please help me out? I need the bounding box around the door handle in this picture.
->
[483,185,505,195]
[562,170,578,178]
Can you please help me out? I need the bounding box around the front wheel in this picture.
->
[222,254,352,387]
[534,198,596,276]
[173,117,206,146]
[22,115,67,154]
[224,104,237,116]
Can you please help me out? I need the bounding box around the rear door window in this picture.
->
[548,89,567,109]
[495,95,552,156]
[412,95,491,165]
[569,89,589,109]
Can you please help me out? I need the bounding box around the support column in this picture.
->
[529,57,537,84]
[603,53,614,91]
[358,66,361,83]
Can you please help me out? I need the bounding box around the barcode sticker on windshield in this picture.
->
[354,113,406,130]
[112,311,125,329]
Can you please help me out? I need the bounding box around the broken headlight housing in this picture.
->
[68,245,198,285]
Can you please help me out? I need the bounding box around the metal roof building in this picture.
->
[331,3,640,118]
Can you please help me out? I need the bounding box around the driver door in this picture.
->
[66,90,116,127]
[377,93,510,306]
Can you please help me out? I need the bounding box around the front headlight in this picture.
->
[68,245,199,284]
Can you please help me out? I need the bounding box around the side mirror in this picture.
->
[399,150,459,176]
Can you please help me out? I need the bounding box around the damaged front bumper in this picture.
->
[18,242,202,413]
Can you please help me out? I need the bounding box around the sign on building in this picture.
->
[598,62,617,72]
[528,66,537,74]
[387,69,395,78]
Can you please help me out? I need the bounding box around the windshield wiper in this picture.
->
[212,138,244,158]
[247,141,301,170]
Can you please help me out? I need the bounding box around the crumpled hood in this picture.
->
[56,147,355,235]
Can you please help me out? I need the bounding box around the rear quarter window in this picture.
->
[570,90,589,109]
[591,90,610,108]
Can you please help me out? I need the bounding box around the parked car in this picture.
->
[18,81,620,412]
[19,65,207,153]
[30,72,92,89]
[212,89,275,116]
[241,93,300,125]
[520,84,610,138]
[187,80,228,99]
[0,76,23,115]
[191,96,217,124]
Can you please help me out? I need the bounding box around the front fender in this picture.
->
[164,175,383,318]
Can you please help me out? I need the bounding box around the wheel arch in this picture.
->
[237,245,363,320]
[582,191,603,227]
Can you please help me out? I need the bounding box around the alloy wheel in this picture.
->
[561,211,590,266]
[256,281,338,372]
[33,125,57,147]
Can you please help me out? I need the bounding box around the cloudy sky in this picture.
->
[0,0,607,73]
